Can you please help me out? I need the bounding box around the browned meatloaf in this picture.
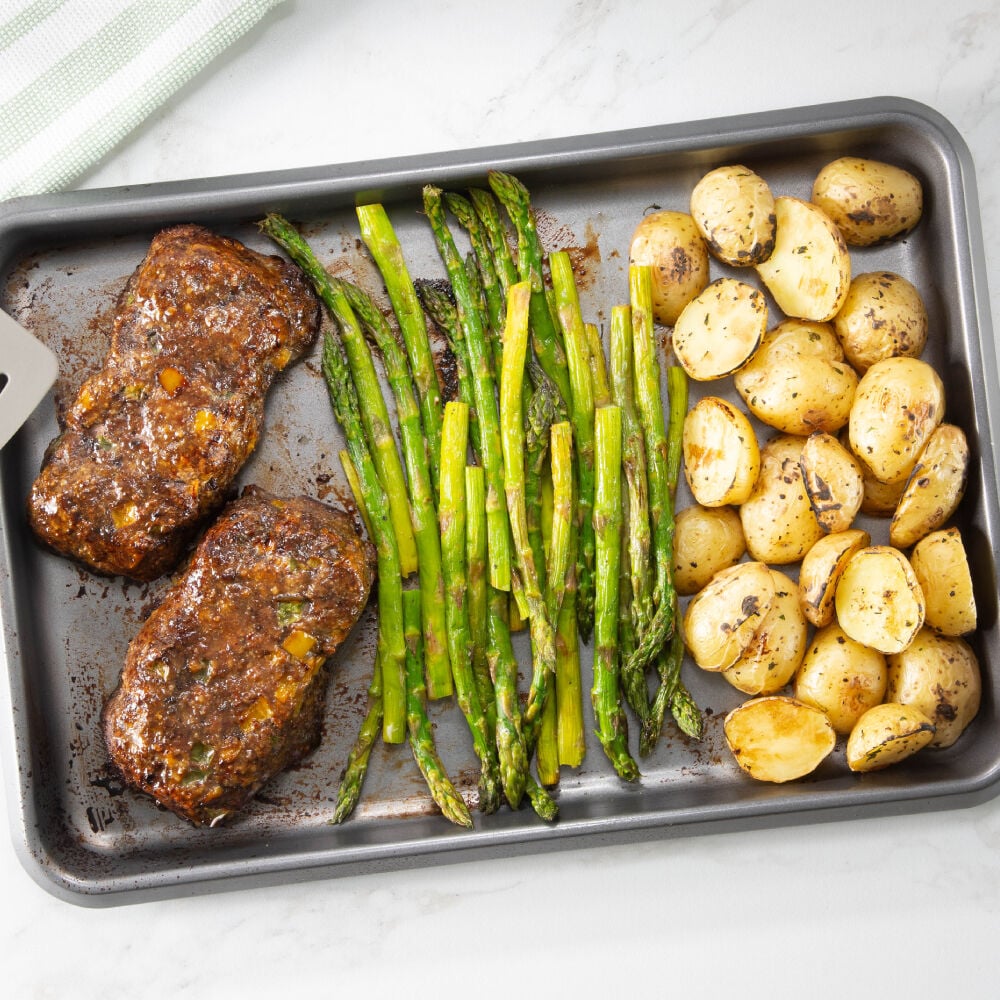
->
[27,225,320,581]
[102,487,376,826]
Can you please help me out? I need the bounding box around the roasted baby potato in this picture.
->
[886,629,981,748]
[681,396,760,507]
[629,210,710,326]
[755,196,851,322]
[889,423,969,548]
[722,570,808,696]
[724,696,836,783]
[835,545,925,654]
[672,277,768,380]
[740,434,825,564]
[689,164,776,267]
[799,430,864,533]
[794,622,887,734]
[848,356,945,485]
[672,504,746,596]
[846,703,935,772]
[798,528,871,627]
[910,527,977,636]
[733,320,857,435]
[812,156,923,247]
[683,561,775,672]
[833,271,928,372]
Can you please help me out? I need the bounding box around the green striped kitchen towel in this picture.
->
[0,0,285,201]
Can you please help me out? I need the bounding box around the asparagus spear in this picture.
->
[470,187,518,295]
[549,250,597,642]
[592,404,640,781]
[609,305,653,721]
[487,170,573,409]
[549,422,586,767]
[439,401,502,813]
[339,450,373,536]
[331,650,384,823]
[334,277,453,701]
[424,185,511,593]
[261,215,418,580]
[498,280,558,745]
[415,278,482,460]
[403,589,474,828]
[623,264,678,677]
[487,583,529,809]
[320,331,407,745]
[465,465,496,743]
[585,321,612,408]
[642,365,703,751]
[445,191,505,370]
[357,203,444,491]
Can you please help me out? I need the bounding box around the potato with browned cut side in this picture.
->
[681,396,760,507]
[799,430,864,533]
[798,528,870,627]
[724,696,836,783]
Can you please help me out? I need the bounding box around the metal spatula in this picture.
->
[0,308,58,450]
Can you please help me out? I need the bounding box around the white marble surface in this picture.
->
[4,0,1000,995]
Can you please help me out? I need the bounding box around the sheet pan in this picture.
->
[1,96,997,905]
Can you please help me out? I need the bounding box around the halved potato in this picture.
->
[835,545,925,654]
[629,210,710,326]
[910,527,977,636]
[798,528,871,627]
[812,156,923,247]
[886,629,981,748]
[689,164,776,267]
[683,561,775,672]
[795,622,887,734]
[722,570,808,695]
[740,434,825,564]
[889,423,969,548]
[848,356,945,485]
[799,431,864,533]
[672,504,746,596]
[672,277,768,380]
[682,396,760,507]
[724,696,836,783]
[755,196,851,322]
[734,320,858,435]
[846,703,935,772]
[833,271,928,372]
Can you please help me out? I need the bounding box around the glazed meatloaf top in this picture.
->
[102,487,376,826]
[27,224,320,580]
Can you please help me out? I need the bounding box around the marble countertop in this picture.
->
[3,1,1000,995]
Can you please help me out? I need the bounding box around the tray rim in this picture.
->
[2,94,999,906]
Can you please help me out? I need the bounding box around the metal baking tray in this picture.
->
[1,96,997,906]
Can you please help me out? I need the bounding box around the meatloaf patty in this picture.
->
[28,224,320,581]
[102,487,376,826]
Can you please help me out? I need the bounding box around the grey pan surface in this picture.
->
[0,96,997,905]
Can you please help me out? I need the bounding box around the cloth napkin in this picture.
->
[0,0,285,201]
